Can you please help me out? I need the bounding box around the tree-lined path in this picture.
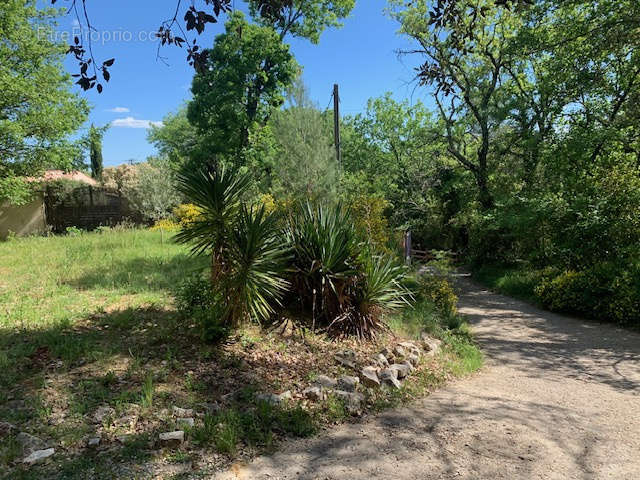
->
[217,274,640,479]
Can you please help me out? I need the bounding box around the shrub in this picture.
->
[173,203,202,226]
[150,219,179,231]
[174,275,229,342]
[348,194,391,251]
[286,202,411,339]
[286,202,359,324]
[534,263,640,326]
[120,158,181,222]
[65,226,83,236]
[418,274,458,318]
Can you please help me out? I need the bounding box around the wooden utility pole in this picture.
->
[333,83,341,166]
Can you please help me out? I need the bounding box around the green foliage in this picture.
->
[348,194,391,251]
[121,158,181,222]
[266,79,338,199]
[191,401,315,454]
[286,202,411,338]
[188,11,298,161]
[174,275,215,317]
[227,205,290,323]
[176,165,288,327]
[175,164,252,257]
[473,265,555,304]
[0,0,89,201]
[147,106,201,172]
[535,263,640,326]
[88,124,109,179]
[174,274,230,342]
[248,0,355,43]
[0,175,33,206]
[139,373,154,409]
[418,274,458,319]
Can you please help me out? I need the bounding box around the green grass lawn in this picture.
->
[0,229,482,480]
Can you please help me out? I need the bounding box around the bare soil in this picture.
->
[215,273,640,480]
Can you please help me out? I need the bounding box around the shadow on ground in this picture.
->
[212,273,640,480]
[455,274,640,393]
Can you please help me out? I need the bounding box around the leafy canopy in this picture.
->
[188,11,298,161]
[0,0,89,203]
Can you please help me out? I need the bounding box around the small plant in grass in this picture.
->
[65,226,83,236]
[0,434,21,465]
[418,274,458,318]
[191,402,315,455]
[323,393,348,422]
[140,373,154,409]
[166,451,193,464]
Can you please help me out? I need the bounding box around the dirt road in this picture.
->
[216,274,640,480]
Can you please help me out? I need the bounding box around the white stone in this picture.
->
[159,431,184,447]
[380,368,401,389]
[373,353,389,367]
[390,363,411,379]
[361,366,380,387]
[315,375,338,389]
[338,375,360,392]
[332,390,364,415]
[23,448,54,464]
[87,437,101,447]
[421,334,443,356]
[303,386,324,401]
[93,405,115,423]
[172,406,194,418]
[334,349,357,369]
[177,417,195,428]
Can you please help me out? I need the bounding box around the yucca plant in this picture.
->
[285,200,413,339]
[328,254,413,339]
[175,164,288,327]
[175,164,252,286]
[285,202,359,327]
[226,204,290,325]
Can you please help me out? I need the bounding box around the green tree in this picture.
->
[268,79,337,199]
[0,0,89,203]
[188,11,298,162]
[148,106,201,172]
[249,0,355,43]
[390,0,524,209]
[121,157,182,222]
[88,124,109,179]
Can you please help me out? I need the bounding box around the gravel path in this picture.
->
[215,274,640,480]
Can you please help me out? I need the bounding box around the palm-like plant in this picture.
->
[227,205,290,325]
[175,164,252,285]
[328,254,412,339]
[175,164,287,326]
[285,202,359,325]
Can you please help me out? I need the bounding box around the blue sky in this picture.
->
[54,0,424,167]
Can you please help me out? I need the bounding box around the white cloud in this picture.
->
[111,116,163,129]
[107,107,130,113]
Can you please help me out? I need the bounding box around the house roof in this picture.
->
[26,170,98,186]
